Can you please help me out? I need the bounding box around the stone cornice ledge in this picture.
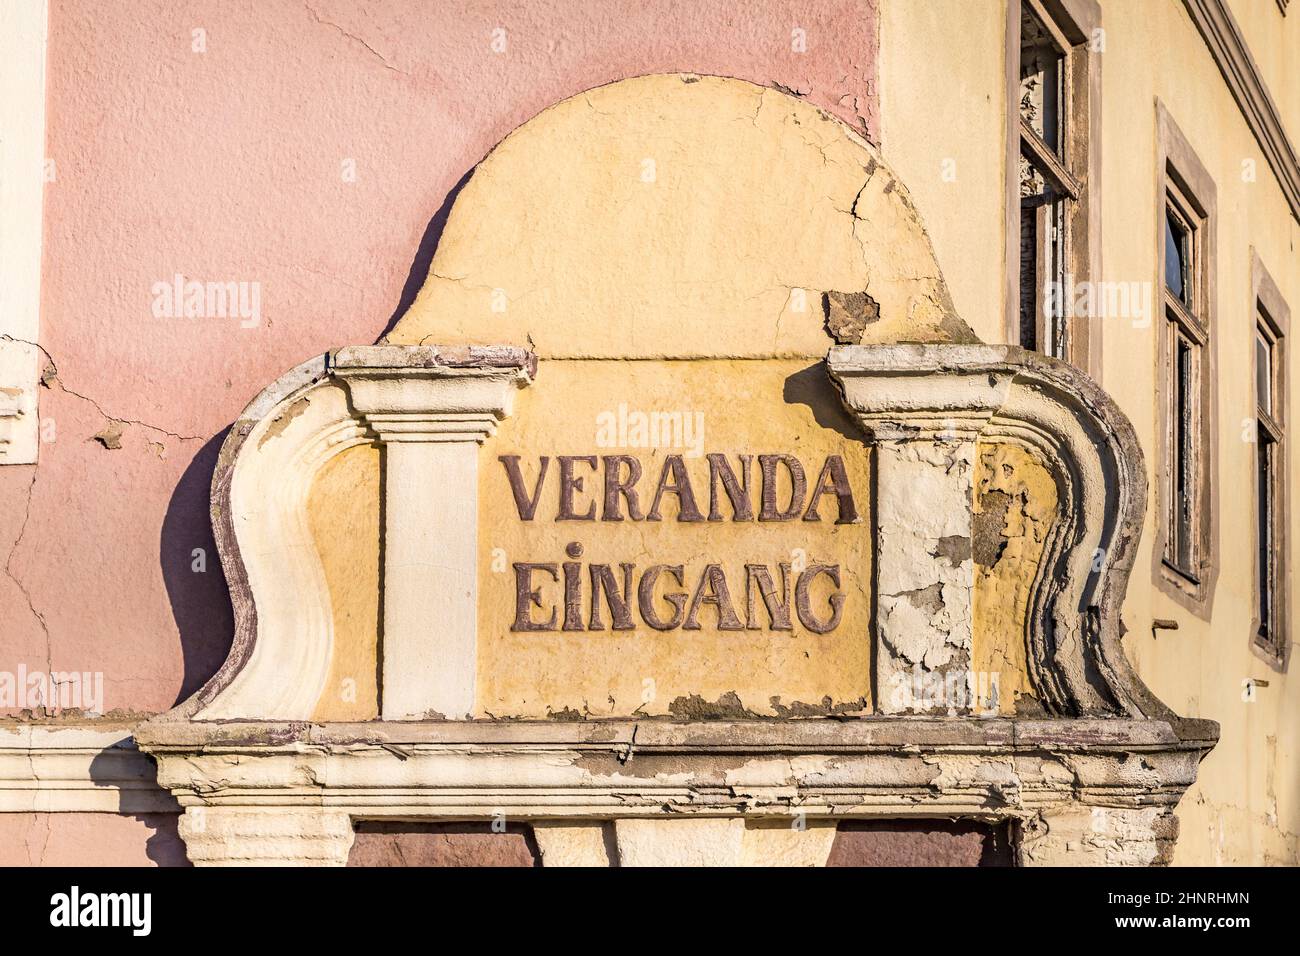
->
[1,713,1217,818]
[331,343,539,377]
[0,723,178,813]
[133,716,1216,818]
[1181,0,1300,221]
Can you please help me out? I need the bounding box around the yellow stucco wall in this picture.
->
[1229,0,1300,143]
[381,74,978,715]
[878,0,1008,346]
[881,0,1300,864]
[1098,0,1300,866]
[310,444,381,722]
[387,73,974,355]
[305,414,1053,722]
[971,443,1057,716]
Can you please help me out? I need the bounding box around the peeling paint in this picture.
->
[258,396,313,449]
[92,421,125,450]
[823,290,881,344]
[971,444,1057,715]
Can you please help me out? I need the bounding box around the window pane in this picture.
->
[1046,201,1067,359]
[1258,427,1274,639]
[1174,334,1194,572]
[1256,329,1272,415]
[1165,210,1188,303]
[1018,197,1067,357]
[1018,210,1038,349]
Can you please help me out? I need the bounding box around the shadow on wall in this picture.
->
[131,813,191,866]
[377,168,474,342]
[782,363,865,442]
[157,170,475,705]
[160,429,234,706]
[86,749,188,866]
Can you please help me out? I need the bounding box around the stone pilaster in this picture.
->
[872,438,979,713]
[1019,806,1180,866]
[332,345,534,720]
[178,807,355,867]
[532,822,615,866]
[613,819,745,866]
[827,348,1012,714]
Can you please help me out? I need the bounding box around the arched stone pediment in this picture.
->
[136,74,1216,867]
[387,73,976,356]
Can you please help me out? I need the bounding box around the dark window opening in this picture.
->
[1158,184,1210,592]
[1165,209,1190,304]
[1015,1,1081,364]
[1257,425,1275,644]
[1256,330,1273,415]
[1153,110,1217,614]
[1020,5,1063,151]
[1170,332,1196,577]
[1254,317,1284,659]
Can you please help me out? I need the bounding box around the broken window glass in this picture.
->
[1165,208,1189,305]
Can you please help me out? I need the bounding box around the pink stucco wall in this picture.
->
[0,813,189,867]
[1,0,879,722]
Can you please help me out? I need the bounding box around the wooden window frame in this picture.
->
[1250,250,1290,670]
[1152,102,1219,618]
[1005,0,1102,379]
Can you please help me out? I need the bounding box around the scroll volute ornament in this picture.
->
[827,343,1192,726]
[169,345,535,722]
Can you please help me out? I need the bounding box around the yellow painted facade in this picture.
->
[882,0,1300,865]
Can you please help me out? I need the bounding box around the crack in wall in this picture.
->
[4,335,206,443]
[303,1,410,75]
[1,337,208,718]
[3,468,53,697]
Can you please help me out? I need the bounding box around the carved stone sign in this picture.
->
[501,452,858,633]
[476,361,873,719]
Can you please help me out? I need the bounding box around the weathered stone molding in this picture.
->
[178,807,355,867]
[180,346,534,722]
[0,724,176,814]
[191,356,366,720]
[133,717,1215,866]
[1181,0,1300,222]
[827,344,1171,723]
[135,717,1212,813]
[3,712,1212,867]
[824,357,1008,714]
